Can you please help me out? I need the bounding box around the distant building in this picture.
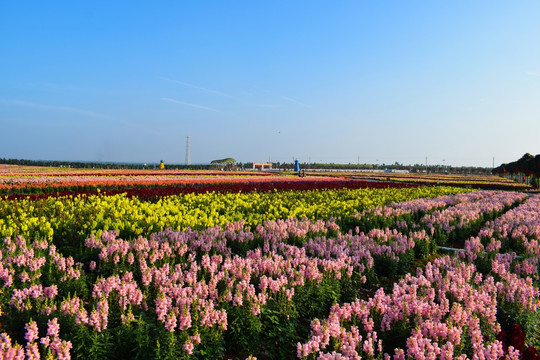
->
[384,169,409,173]
[252,162,272,170]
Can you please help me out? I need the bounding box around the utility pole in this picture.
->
[185,136,191,165]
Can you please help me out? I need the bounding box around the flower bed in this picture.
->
[0,185,539,359]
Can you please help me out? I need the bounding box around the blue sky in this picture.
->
[1,1,539,167]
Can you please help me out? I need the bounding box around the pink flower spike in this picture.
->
[24,320,39,343]
[46,318,60,338]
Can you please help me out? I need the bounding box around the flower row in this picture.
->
[0,187,459,248]
[298,256,539,360]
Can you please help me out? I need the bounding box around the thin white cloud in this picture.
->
[280,95,310,108]
[161,97,219,112]
[257,104,280,108]
[158,77,231,98]
[526,71,540,76]
[0,99,113,119]
[249,87,310,108]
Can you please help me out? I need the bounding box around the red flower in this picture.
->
[497,329,508,351]
[509,324,525,352]
[523,346,540,360]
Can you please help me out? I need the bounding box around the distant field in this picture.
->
[0,165,532,199]
[309,169,534,190]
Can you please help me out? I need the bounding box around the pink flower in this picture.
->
[183,340,194,355]
[164,311,177,332]
[40,336,50,347]
[24,320,39,343]
[44,285,58,299]
[19,271,30,283]
[46,318,60,338]
[0,332,25,359]
[190,333,201,344]
[25,342,40,360]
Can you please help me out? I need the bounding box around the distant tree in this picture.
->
[210,158,237,170]
[493,153,540,186]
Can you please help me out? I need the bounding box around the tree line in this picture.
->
[492,153,540,187]
[0,157,494,174]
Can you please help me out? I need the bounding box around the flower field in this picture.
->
[328,172,534,191]
[0,167,539,360]
[0,166,420,200]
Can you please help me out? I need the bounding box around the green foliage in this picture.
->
[378,319,412,355]
[154,331,182,360]
[340,270,372,303]
[414,238,435,258]
[72,327,114,360]
[196,326,225,359]
[257,299,300,359]
[133,314,156,360]
[294,276,341,321]
[373,255,399,278]
[224,304,263,356]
